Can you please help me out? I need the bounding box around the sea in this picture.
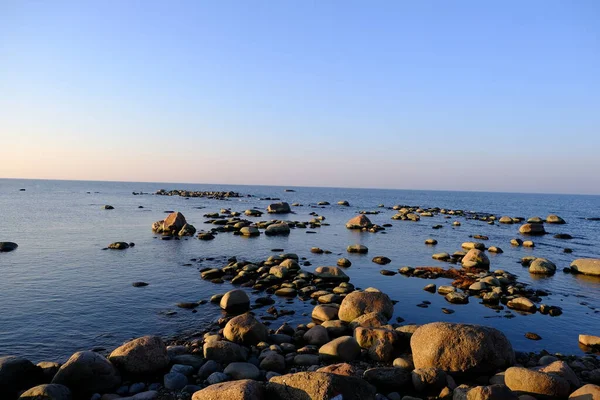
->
[0,178,599,363]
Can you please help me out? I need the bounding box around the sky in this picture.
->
[1,1,599,194]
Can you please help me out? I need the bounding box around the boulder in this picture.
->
[18,384,71,400]
[0,242,19,252]
[529,258,557,275]
[223,362,260,380]
[318,336,361,362]
[108,242,129,250]
[240,226,260,236]
[267,202,291,214]
[507,297,536,313]
[346,244,368,253]
[410,322,515,376]
[499,216,514,224]
[265,223,290,236]
[203,341,248,363]
[579,335,600,348]
[464,384,518,400]
[519,223,546,236]
[108,335,169,375]
[461,249,490,269]
[52,351,121,397]
[303,325,330,346]
[546,215,566,224]
[338,291,394,322]
[570,259,600,277]
[0,356,44,399]
[538,361,580,390]
[312,305,339,322]
[504,366,570,399]
[267,371,376,400]
[569,384,600,400]
[192,379,264,400]
[346,215,373,229]
[220,290,250,312]
[163,212,187,233]
[259,352,285,373]
[224,313,269,345]
[313,266,349,282]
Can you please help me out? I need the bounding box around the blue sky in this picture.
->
[1,1,599,194]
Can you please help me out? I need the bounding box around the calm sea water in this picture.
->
[1,178,599,363]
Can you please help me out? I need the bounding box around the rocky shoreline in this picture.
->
[3,203,600,400]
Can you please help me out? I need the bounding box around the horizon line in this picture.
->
[1,176,599,197]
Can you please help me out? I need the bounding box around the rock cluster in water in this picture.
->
[154,189,242,199]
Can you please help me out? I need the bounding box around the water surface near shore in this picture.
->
[1,179,599,362]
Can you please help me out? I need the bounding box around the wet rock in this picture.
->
[198,232,215,240]
[338,291,394,322]
[546,215,566,224]
[240,226,260,237]
[523,240,535,248]
[0,242,19,252]
[570,259,600,276]
[346,215,373,230]
[372,256,391,265]
[109,335,169,375]
[411,322,515,376]
[338,200,350,206]
[267,202,291,214]
[314,266,349,282]
[132,282,149,287]
[312,305,339,321]
[461,249,490,269]
[488,246,503,253]
[103,205,114,210]
[267,371,376,400]
[347,244,368,254]
[424,284,436,293]
[529,258,557,275]
[510,238,523,246]
[191,379,264,400]
[507,297,536,313]
[337,258,352,267]
[519,223,546,236]
[52,351,121,397]
[445,292,469,304]
[432,253,451,261]
[224,313,269,345]
[265,223,291,236]
[579,335,600,348]
[525,332,542,341]
[220,289,250,312]
[17,384,71,400]
[425,239,438,245]
[554,233,573,239]
[500,216,514,224]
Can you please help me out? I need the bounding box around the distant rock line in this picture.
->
[153,189,247,199]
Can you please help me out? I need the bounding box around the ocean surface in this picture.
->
[1,178,599,363]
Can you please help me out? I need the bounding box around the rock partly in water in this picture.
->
[0,242,18,252]
[223,313,269,346]
[338,291,394,323]
[570,259,600,277]
[267,202,291,214]
[220,289,250,312]
[345,215,373,230]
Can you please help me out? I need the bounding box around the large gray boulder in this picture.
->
[267,371,376,400]
[18,384,71,400]
[338,291,394,322]
[570,259,600,276]
[410,322,515,376]
[108,335,169,375]
[191,379,264,400]
[51,351,121,397]
[0,356,43,399]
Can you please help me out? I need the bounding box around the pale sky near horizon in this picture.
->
[1,1,599,194]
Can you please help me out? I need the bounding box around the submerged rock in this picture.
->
[0,242,18,252]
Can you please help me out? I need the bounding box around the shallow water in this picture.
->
[0,178,599,362]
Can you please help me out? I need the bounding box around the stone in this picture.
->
[267,371,376,400]
[507,297,536,313]
[164,371,187,390]
[338,291,394,322]
[163,212,187,233]
[192,379,264,400]
[312,305,339,322]
[505,366,570,398]
[319,336,361,362]
[546,215,566,224]
[220,289,250,312]
[293,354,320,366]
[570,259,600,276]
[317,363,359,377]
[267,202,291,214]
[393,357,414,370]
[445,292,469,304]
[206,372,229,385]
[411,367,447,393]
[204,341,247,363]
[346,215,373,229]
[265,223,291,236]
[349,312,389,329]
[223,362,260,380]
[461,249,490,269]
[260,352,286,373]
[466,384,518,400]
[432,253,451,261]
[303,325,330,346]
[171,354,204,369]
[37,361,60,382]
[240,226,260,236]
[529,258,557,275]
[569,384,600,400]
[347,244,369,253]
[363,367,410,392]
[410,322,515,376]
[499,216,514,224]
[539,361,580,390]
[0,242,18,252]
[0,356,43,398]
[519,223,546,236]
[337,258,352,267]
[372,256,391,265]
[109,335,169,375]
[52,351,121,397]
[224,313,269,345]
[18,384,71,400]
[579,335,600,348]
